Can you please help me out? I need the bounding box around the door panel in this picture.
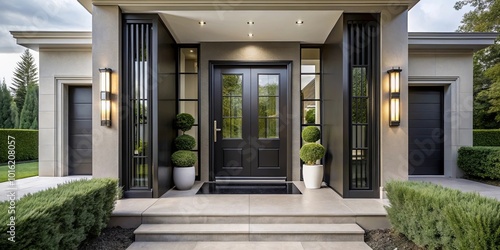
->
[213,66,287,179]
[408,87,444,175]
[68,86,92,175]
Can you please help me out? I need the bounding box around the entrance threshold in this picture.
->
[215,176,286,184]
[197,182,301,195]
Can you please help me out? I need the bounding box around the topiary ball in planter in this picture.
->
[175,134,196,150]
[302,126,320,143]
[300,143,326,165]
[176,113,195,132]
[305,109,315,124]
[172,150,197,167]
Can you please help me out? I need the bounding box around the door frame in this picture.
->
[209,61,293,181]
[408,76,458,177]
[55,77,92,177]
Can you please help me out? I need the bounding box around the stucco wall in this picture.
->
[39,51,92,176]
[200,42,301,181]
[408,51,474,177]
[380,8,410,188]
[92,5,121,179]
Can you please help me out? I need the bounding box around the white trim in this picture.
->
[11,31,92,52]
[408,32,497,52]
[55,76,92,176]
[408,76,460,178]
[79,0,419,12]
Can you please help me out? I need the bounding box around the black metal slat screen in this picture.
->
[126,23,152,189]
[348,21,376,190]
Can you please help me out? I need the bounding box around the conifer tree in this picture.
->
[11,49,38,114]
[0,79,14,128]
[19,84,38,129]
[10,101,19,129]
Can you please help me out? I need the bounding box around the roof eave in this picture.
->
[78,0,92,13]
[408,32,498,52]
[11,31,92,51]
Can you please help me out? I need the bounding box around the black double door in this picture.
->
[213,66,288,180]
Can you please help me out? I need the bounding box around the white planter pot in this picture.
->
[303,164,324,189]
[173,166,195,190]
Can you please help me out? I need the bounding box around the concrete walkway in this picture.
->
[410,177,500,200]
[0,175,91,201]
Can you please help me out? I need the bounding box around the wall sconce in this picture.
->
[99,68,111,127]
[388,67,402,126]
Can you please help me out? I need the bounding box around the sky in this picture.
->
[0,0,472,87]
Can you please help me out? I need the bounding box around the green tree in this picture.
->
[0,79,15,128]
[11,49,38,114]
[19,84,38,129]
[455,0,500,128]
[10,101,19,129]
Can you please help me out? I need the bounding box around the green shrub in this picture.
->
[305,109,315,124]
[0,178,118,250]
[0,129,38,163]
[457,147,500,180]
[385,181,500,250]
[175,134,196,150]
[474,129,500,146]
[302,126,320,143]
[176,113,195,132]
[171,150,196,167]
[300,143,325,165]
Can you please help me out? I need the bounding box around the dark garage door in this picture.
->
[408,87,444,175]
[68,86,92,175]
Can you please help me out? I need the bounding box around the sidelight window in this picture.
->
[178,47,200,178]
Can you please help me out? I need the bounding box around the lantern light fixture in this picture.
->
[387,67,402,127]
[99,68,111,127]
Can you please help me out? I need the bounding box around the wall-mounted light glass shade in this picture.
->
[99,68,111,127]
[387,67,402,126]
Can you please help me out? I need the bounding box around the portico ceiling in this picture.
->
[159,11,342,43]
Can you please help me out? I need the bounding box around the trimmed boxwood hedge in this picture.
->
[0,129,38,163]
[0,178,118,250]
[458,146,500,180]
[473,129,500,146]
[386,181,500,250]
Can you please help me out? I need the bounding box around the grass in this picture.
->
[0,161,38,183]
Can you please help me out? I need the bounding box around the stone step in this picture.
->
[141,214,360,224]
[134,223,365,242]
[127,241,373,250]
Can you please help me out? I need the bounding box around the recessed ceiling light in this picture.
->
[248,33,254,37]
[189,50,194,53]
[199,21,206,25]
[296,20,304,25]
[247,21,254,25]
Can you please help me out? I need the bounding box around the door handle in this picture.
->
[214,120,222,142]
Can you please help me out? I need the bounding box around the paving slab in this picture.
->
[127,241,372,250]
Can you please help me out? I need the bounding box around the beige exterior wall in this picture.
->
[380,8,410,188]
[408,51,474,177]
[91,5,122,179]
[200,42,301,181]
[38,51,92,176]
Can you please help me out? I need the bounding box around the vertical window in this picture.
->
[124,23,152,189]
[300,48,322,151]
[347,21,378,190]
[222,74,243,139]
[258,74,280,138]
[178,47,200,178]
